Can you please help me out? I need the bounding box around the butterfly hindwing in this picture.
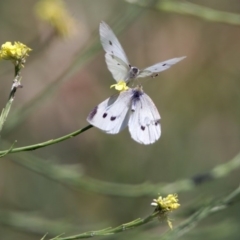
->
[87,89,133,134]
[105,53,129,82]
[129,90,161,144]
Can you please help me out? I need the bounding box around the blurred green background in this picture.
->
[0,0,240,239]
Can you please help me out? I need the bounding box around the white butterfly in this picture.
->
[100,21,186,83]
[87,85,161,145]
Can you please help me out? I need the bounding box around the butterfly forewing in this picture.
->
[129,90,161,144]
[138,56,186,78]
[100,21,129,66]
[87,90,132,134]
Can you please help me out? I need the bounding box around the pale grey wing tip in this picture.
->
[177,56,187,61]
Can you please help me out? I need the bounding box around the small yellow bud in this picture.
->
[110,81,129,92]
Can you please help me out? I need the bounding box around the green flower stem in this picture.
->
[0,210,80,237]
[126,0,240,26]
[49,211,159,240]
[7,148,240,197]
[158,1,240,25]
[0,64,22,133]
[0,125,92,156]
[0,98,14,133]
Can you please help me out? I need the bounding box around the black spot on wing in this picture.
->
[162,63,166,66]
[155,120,160,126]
[110,116,116,121]
[141,126,145,131]
[103,113,107,118]
[109,40,112,45]
[88,106,98,120]
[151,73,158,78]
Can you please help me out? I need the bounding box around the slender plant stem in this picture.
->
[126,0,240,26]
[0,125,93,156]
[49,211,159,240]
[0,98,14,133]
[0,63,22,133]
[7,148,240,197]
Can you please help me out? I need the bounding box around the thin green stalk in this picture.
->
[0,98,14,132]
[126,0,240,26]
[0,125,92,156]
[50,211,159,240]
[7,149,240,197]
[0,210,80,237]
[0,64,22,133]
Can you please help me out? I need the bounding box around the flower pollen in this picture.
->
[110,81,129,92]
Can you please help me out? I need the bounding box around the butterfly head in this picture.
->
[129,66,140,79]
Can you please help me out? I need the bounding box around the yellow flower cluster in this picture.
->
[0,42,32,62]
[110,81,129,92]
[153,194,180,211]
[151,194,180,229]
[35,0,77,37]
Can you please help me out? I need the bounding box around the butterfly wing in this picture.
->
[100,21,129,64]
[137,56,186,78]
[100,21,130,81]
[105,53,130,82]
[129,91,161,144]
[87,89,132,134]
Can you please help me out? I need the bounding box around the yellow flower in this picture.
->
[110,81,129,92]
[0,41,32,62]
[151,194,180,229]
[35,0,77,37]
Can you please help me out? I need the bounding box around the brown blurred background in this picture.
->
[0,0,240,239]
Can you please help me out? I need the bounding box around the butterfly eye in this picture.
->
[132,67,139,74]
